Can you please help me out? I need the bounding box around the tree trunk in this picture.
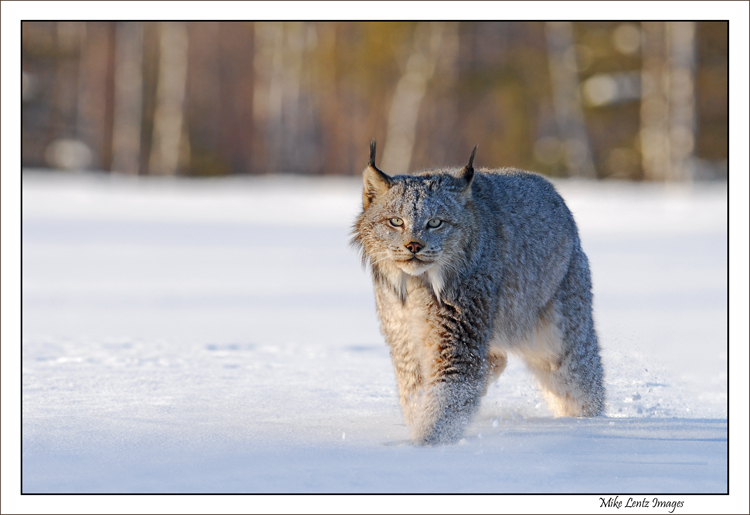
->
[640,22,670,181]
[545,21,596,179]
[380,22,446,176]
[148,22,189,175]
[667,22,697,182]
[111,22,144,174]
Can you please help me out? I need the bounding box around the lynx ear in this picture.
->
[457,145,477,193]
[362,140,393,209]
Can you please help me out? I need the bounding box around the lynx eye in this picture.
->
[427,219,443,229]
[389,217,404,227]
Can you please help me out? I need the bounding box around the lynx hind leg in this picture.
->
[481,347,508,396]
[520,304,604,418]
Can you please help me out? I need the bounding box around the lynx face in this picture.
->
[352,143,477,301]
[357,177,469,278]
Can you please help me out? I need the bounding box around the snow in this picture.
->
[15,171,733,503]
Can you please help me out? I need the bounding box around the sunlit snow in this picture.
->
[21,171,727,493]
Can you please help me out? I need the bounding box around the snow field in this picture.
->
[20,171,728,497]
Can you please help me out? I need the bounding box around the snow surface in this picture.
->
[20,171,728,496]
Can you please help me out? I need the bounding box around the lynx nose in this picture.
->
[405,241,423,254]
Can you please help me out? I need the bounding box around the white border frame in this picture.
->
[3,2,748,514]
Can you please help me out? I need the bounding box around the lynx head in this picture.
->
[352,141,478,301]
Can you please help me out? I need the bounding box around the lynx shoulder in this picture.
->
[351,141,604,445]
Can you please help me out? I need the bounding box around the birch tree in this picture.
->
[380,22,446,176]
[111,22,144,174]
[148,22,189,175]
[545,21,596,179]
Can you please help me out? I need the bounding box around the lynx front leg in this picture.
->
[411,335,488,445]
[388,343,424,427]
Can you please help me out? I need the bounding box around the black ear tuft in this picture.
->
[369,140,377,168]
[466,145,477,172]
[458,145,477,191]
[362,140,392,209]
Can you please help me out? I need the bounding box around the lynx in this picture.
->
[352,141,604,445]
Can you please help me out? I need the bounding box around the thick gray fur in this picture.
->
[351,142,605,445]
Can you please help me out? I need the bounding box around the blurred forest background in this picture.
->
[21,21,727,181]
